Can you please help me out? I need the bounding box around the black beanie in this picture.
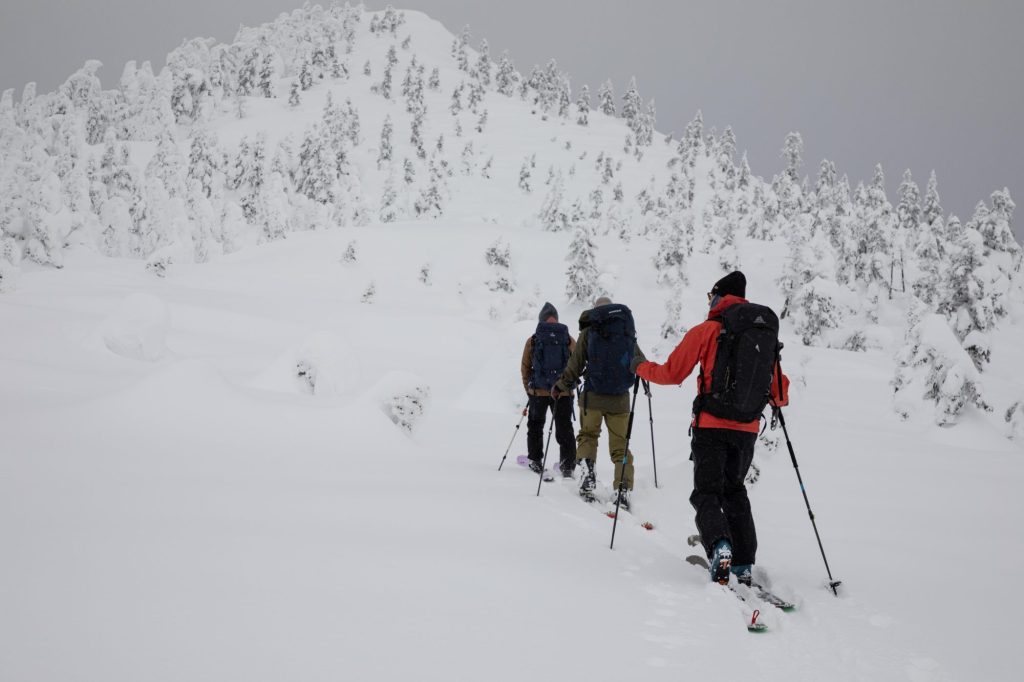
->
[538,301,558,322]
[711,271,746,298]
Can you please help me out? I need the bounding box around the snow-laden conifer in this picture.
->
[597,80,615,116]
[565,223,600,303]
[893,312,991,425]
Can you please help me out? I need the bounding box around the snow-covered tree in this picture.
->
[597,80,615,116]
[911,214,945,306]
[377,115,394,169]
[476,39,492,86]
[781,132,803,183]
[978,189,1018,256]
[652,220,688,286]
[939,214,1001,351]
[853,165,894,287]
[495,52,517,96]
[186,128,224,200]
[922,170,943,227]
[893,313,991,425]
[658,286,686,349]
[518,159,531,193]
[403,158,415,186]
[379,164,399,223]
[295,124,337,204]
[456,25,471,71]
[449,82,463,115]
[575,84,590,126]
[565,223,600,303]
[892,169,921,295]
[538,172,567,231]
[621,77,642,136]
[299,59,314,91]
[413,158,445,218]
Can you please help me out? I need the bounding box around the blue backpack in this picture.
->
[530,322,571,391]
[584,303,636,396]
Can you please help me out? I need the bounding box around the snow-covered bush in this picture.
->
[893,314,991,425]
[361,281,376,303]
[250,331,359,397]
[0,238,20,293]
[367,371,431,434]
[1006,401,1024,441]
[341,240,357,264]
[484,238,515,292]
[98,292,171,361]
[787,277,867,349]
[383,386,430,433]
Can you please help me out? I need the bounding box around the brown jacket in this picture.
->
[521,333,577,396]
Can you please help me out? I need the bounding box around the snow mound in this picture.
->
[365,370,431,433]
[249,331,360,397]
[97,292,171,361]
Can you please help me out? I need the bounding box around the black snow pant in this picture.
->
[527,394,576,472]
[690,427,758,566]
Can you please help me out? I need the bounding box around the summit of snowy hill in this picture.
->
[1,4,1023,681]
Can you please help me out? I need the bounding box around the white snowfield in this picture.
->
[1,226,1022,682]
[1,5,1022,682]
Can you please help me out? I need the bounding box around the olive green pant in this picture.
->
[576,406,634,490]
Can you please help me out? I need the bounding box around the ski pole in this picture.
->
[498,401,529,471]
[643,380,658,489]
[775,404,842,596]
[610,378,642,550]
[536,401,556,497]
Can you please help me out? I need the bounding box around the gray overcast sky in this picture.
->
[2,0,1021,239]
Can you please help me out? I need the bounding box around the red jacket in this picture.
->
[635,295,790,433]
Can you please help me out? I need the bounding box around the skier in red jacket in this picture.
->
[635,271,789,584]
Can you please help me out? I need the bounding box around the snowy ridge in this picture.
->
[0,4,1023,681]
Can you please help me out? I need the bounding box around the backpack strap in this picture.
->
[690,315,723,436]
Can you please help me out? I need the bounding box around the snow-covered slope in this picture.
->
[2,4,1023,681]
[3,221,1022,681]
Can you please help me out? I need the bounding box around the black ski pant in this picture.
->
[690,427,758,566]
[527,394,576,471]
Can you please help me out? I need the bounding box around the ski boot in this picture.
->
[710,539,733,585]
[579,460,596,502]
[730,564,752,586]
[612,488,631,512]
